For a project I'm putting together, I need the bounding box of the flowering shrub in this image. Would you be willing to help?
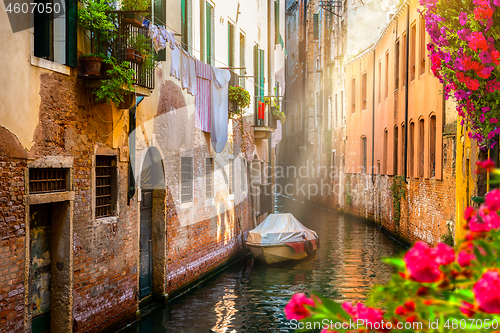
[284,160,500,332]
[228,86,251,110]
[420,0,500,148]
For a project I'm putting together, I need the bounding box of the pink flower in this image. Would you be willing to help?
[342,302,384,325]
[458,244,476,267]
[478,205,500,229]
[469,214,493,232]
[404,242,455,282]
[476,159,495,173]
[464,207,476,221]
[486,189,500,211]
[473,270,500,313]
[468,32,488,52]
[460,301,475,317]
[284,293,315,320]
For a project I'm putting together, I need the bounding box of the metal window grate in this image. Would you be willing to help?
[229,159,234,194]
[95,156,114,218]
[206,158,214,199]
[29,168,67,194]
[181,157,193,203]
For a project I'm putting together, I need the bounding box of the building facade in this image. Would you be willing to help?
[0,0,284,332]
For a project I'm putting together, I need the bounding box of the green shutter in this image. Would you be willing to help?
[274,0,280,45]
[228,24,233,68]
[155,0,166,60]
[65,0,77,67]
[181,0,187,50]
[254,44,259,116]
[34,0,51,59]
[313,13,319,40]
[259,48,264,103]
[206,3,212,64]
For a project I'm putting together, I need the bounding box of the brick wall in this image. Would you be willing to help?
[0,138,26,332]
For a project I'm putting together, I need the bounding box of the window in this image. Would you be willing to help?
[239,33,246,88]
[154,0,166,61]
[241,159,246,192]
[206,158,214,198]
[95,156,117,218]
[275,0,280,44]
[362,137,367,173]
[394,126,399,175]
[334,94,338,128]
[402,32,407,86]
[228,22,235,68]
[419,119,425,178]
[181,157,193,203]
[385,51,389,98]
[430,115,437,177]
[383,130,388,174]
[420,16,426,75]
[181,0,192,51]
[409,122,415,177]
[351,78,356,112]
[361,73,367,110]
[205,2,214,64]
[254,45,265,123]
[313,13,320,40]
[378,61,381,104]
[229,159,234,194]
[411,24,416,81]
[34,0,77,67]
[29,168,69,193]
[394,39,400,90]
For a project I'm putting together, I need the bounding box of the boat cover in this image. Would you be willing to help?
[246,213,317,246]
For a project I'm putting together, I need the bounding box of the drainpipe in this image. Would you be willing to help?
[371,48,376,184]
[403,5,410,183]
[127,96,145,205]
[403,4,410,240]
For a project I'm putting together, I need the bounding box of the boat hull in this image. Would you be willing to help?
[247,243,308,264]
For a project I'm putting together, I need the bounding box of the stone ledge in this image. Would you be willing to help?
[27,191,75,205]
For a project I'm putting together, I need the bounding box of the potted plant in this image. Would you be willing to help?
[78,0,116,76]
[228,86,251,117]
[127,34,150,63]
[93,57,136,107]
[121,0,150,25]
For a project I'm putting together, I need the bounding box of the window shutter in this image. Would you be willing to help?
[259,48,264,103]
[254,44,259,116]
[181,0,187,50]
[65,0,78,67]
[154,0,166,60]
[313,13,319,40]
[274,0,280,44]
[206,2,212,64]
[34,0,51,59]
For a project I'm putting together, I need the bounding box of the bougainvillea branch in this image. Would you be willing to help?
[420,0,500,148]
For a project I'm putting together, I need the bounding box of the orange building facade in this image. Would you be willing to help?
[342,0,458,245]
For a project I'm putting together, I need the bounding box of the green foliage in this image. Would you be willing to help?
[390,176,406,226]
[79,0,115,54]
[441,222,455,247]
[121,0,150,11]
[229,86,251,111]
[128,34,150,56]
[94,57,135,105]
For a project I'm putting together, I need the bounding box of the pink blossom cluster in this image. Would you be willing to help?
[420,0,500,148]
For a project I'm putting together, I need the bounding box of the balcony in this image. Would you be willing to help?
[81,11,155,96]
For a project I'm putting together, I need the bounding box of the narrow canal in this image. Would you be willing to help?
[120,196,405,332]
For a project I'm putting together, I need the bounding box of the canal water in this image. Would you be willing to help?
[120,196,405,333]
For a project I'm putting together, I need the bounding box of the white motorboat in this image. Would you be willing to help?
[246,213,320,264]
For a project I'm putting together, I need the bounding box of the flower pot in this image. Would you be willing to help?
[123,13,144,27]
[134,52,144,63]
[79,56,103,76]
[124,48,136,61]
[229,100,239,114]
[272,113,281,121]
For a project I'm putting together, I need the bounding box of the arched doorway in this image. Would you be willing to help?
[139,147,165,299]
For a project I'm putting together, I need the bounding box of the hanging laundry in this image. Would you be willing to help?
[157,26,167,51]
[187,54,197,96]
[195,60,212,132]
[170,45,181,80]
[148,24,160,52]
[142,19,150,29]
[165,30,176,50]
[258,101,265,119]
[180,49,190,90]
[210,67,232,153]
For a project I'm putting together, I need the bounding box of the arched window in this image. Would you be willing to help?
[394,126,399,175]
[430,115,437,177]
[419,119,425,178]
[409,122,415,177]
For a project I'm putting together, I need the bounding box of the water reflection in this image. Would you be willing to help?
[120,196,405,333]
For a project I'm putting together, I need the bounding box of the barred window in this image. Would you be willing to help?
[206,158,214,199]
[181,157,193,203]
[29,168,68,194]
[229,159,234,194]
[95,156,117,218]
